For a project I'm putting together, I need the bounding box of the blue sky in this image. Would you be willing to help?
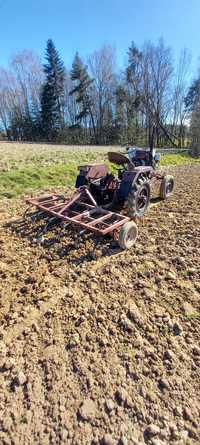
[0,0,199,75]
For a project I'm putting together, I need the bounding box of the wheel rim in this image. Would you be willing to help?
[124,226,137,247]
[166,179,173,195]
[136,187,149,213]
[126,228,135,244]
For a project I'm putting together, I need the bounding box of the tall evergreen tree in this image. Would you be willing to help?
[184,77,200,154]
[185,79,200,112]
[41,39,65,140]
[126,42,143,135]
[190,90,200,155]
[69,53,97,142]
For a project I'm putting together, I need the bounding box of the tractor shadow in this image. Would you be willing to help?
[5,210,122,265]
[150,196,163,206]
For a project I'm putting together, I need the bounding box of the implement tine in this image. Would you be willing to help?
[30,211,49,223]
[43,216,61,233]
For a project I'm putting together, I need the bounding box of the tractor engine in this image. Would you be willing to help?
[127,147,161,168]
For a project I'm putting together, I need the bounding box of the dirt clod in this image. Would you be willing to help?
[105,399,115,412]
[192,345,200,356]
[13,370,27,386]
[102,433,116,445]
[78,398,96,421]
[145,424,160,438]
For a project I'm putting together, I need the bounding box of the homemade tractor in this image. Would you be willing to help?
[26,147,174,249]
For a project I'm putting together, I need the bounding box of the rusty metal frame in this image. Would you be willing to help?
[26,187,129,236]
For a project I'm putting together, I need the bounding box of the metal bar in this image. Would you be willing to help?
[86,212,113,226]
[49,203,80,214]
[101,217,130,234]
[28,196,95,211]
[57,191,82,215]
[49,202,69,211]
[27,195,61,205]
[71,211,91,221]
[85,188,97,206]
[70,206,103,221]
[75,201,95,209]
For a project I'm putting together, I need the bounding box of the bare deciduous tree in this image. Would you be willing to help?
[0,50,43,139]
[141,39,173,147]
[88,45,117,143]
[10,50,43,116]
[0,68,17,137]
[171,48,191,146]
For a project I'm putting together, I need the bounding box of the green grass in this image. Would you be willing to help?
[183,313,200,321]
[161,152,200,166]
[0,163,77,198]
[20,416,28,424]
[0,144,199,199]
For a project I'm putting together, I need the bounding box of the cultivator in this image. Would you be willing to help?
[26,186,132,248]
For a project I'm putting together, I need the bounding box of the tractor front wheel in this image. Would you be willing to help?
[118,221,138,249]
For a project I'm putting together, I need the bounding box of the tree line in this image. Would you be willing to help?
[0,38,198,148]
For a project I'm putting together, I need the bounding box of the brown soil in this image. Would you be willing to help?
[0,165,200,445]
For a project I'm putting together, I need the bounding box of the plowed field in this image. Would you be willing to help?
[0,164,200,445]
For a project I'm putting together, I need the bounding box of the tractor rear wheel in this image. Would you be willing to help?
[160,175,174,199]
[125,179,150,218]
[118,221,138,249]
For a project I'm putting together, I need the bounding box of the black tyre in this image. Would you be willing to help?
[160,175,174,199]
[118,221,138,249]
[125,179,150,218]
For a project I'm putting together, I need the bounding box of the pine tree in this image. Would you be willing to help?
[125,43,144,144]
[185,79,200,112]
[41,39,65,140]
[69,53,97,142]
[185,78,200,156]
[190,98,200,156]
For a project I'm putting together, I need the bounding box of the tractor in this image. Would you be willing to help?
[75,147,174,218]
[26,147,174,250]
